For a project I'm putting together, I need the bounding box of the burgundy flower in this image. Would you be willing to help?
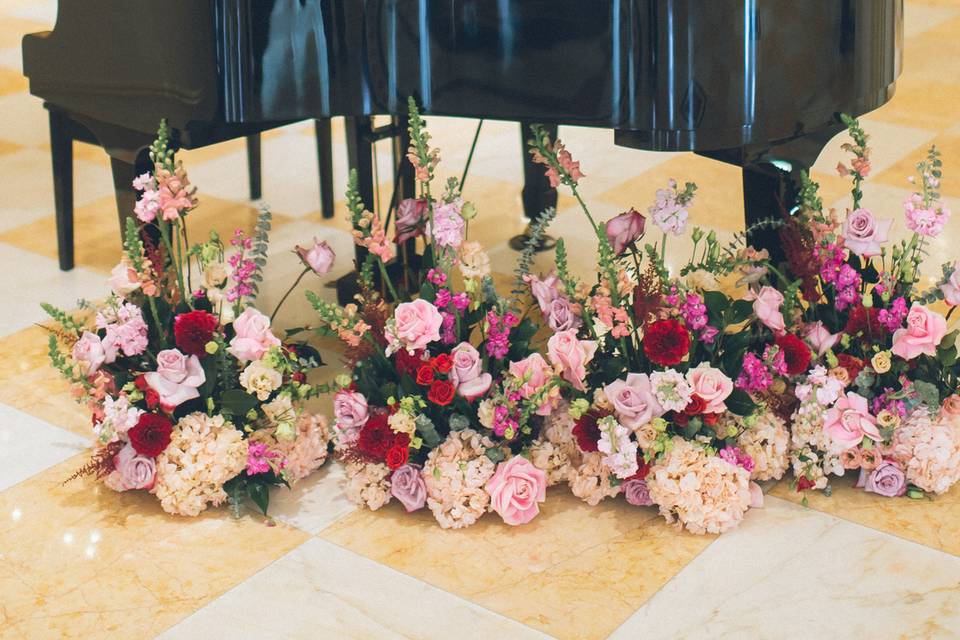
[643,319,690,367]
[775,333,812,376]
[427,380,455,406]
[127,413,173,458]
[572,409,608,453]
[173,310,219,357]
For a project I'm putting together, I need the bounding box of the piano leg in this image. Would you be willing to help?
[315,118,335,219]
[741,163,796,263]
[48,109,74,271]
[246,134,262,200]
[109,150,152,236]
[510,122,558,251]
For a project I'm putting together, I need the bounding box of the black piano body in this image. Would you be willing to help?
[23,0,902,276]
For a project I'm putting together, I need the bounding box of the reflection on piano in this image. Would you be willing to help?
[24,0,901,298]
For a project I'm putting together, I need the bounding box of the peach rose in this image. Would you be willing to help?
[752,286,786,334]
[389,299,443,352]
[823,391,881,452]
[107,261,140,297]
[485,456,547,525]
[228,307,281,362]
[891,304,947,361]
[685,364,734,414]
[547,329,597,392]
[144,348,205,409]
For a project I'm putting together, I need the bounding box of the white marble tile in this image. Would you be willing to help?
[158,537,553,640]
[0,148,114,223]
[8,0,58,26]
[0,403,87,491]
[0,92,54,149]
[813,119,937,178]
[610,497,960,640]
[268,462,356,535]
[0,242,105,336]
[0,45,22,73]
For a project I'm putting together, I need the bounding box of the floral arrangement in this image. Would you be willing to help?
[43,123,332,517]
[517,126,791,534]
[311,99,564,528]
[764,115,960,499]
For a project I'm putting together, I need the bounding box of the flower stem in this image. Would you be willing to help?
[377,259,401,302]
[270,267,311,323]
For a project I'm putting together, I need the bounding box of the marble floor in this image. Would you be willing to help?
[2,1,960,638]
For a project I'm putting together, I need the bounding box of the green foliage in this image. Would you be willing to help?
[246,207,272,300]
[219,388,259,417]
[40,303,83,333]
[512,207,557,298]
[725,388,759,417]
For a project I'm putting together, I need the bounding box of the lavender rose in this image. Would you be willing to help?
[114,444,156,490]
[547,297,582,332]
[605,208,646,255]
[390,464,427,512]
[623,478,654,506]
[843,208,891,257]
[857,460,907,497]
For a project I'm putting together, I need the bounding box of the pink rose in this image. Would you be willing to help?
[546,297,582,333]
[394,198,428,243]
[604,373,663,429]
[107,262,140,297]
[547,329,597,392]
[843,208,891,257]
[295,237,336,274]
[941,263,960,306]
[605,208,646,255]
[823,391,881,452]
[856,461,907,497]
[448,342,492,400]
[389,300,444,352]
[508,353,555,416]
[144,348,205,409]
[685,364,734,414]
[623,478,654,506]
[804,321,840,357]
[113,444,156,490]
[228,307,281,362]
[71,331,117,375]
[485,456,547,525]
[749,481,764,508]
[333,390,369,431]
[524,272,561,314]
[390,464,427,512]
[752,286,786,334]
[891,304,947,360]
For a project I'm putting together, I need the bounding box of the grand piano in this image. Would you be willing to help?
[24,0,902,296]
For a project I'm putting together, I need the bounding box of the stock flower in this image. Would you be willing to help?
[144,349,205,409]
[752,286,786,334]
[804,321,840,357]
[390,464,427,512]
[891,304,947,360]
[685,365,733,414]
[228,307,281,362]
[485,456,548,525]
[775,334,812,376]
[903,193,950,237]
[429,199,466,248]
[604,373,663,430]
[823,392,881,452]
[605,208,646,255]
[547,329,597,392]
[642,319,690,367]
[295,237,336,274]
[843,208,891,257]
[394,198,428,243]
[650,370,693,412]
[458,241,491,280]
[173,310,219,357]
[736,410,790,481]
[388,300,444,352]
[449,342,492,400]
[128,413,173,457]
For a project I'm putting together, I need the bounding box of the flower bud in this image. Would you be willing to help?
[205,340,219,354]
[460,201,478,220]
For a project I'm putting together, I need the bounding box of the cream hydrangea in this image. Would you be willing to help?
[568,451,621,506]
[343,460,392,510]
[152,412,248,517]
[892,409,960,494]
[736,410,790,481]
[789,446,830,491]
[274,412,332,484]
[646,437,752,534]
[422,429,496,529]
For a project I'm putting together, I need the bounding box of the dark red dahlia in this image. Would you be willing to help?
[356,413,394,461]
[395,348,426,378]
[173,310,219,357]
[643,318,690,366]
[844,305,885,343]
[775,333,812,376]
[427,379,455,406]
[128,413,173,457]
[572,409,609,453]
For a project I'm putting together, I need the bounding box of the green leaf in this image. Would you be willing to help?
[220,388,259,416]
[703,291,730,315]
[725,299,754,325]
[725,388,758,416]
[415,414,442,448]
[484,447,505,463]
[247,481,270,516]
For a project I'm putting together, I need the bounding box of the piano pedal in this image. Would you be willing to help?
[508,227,557,253]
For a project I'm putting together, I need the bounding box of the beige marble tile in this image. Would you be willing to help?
[904,1,960,38]
[158,537,551,640]
[871,79,960,132]
[320,488,714,640]
[0,454,309,639]
[770,473,960,557]
[0,403,87,491]
[814,119,937,180]
[875,131,960,198]
[899,16,960,86]
[610,496,960,639]
[0,16,47,51]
